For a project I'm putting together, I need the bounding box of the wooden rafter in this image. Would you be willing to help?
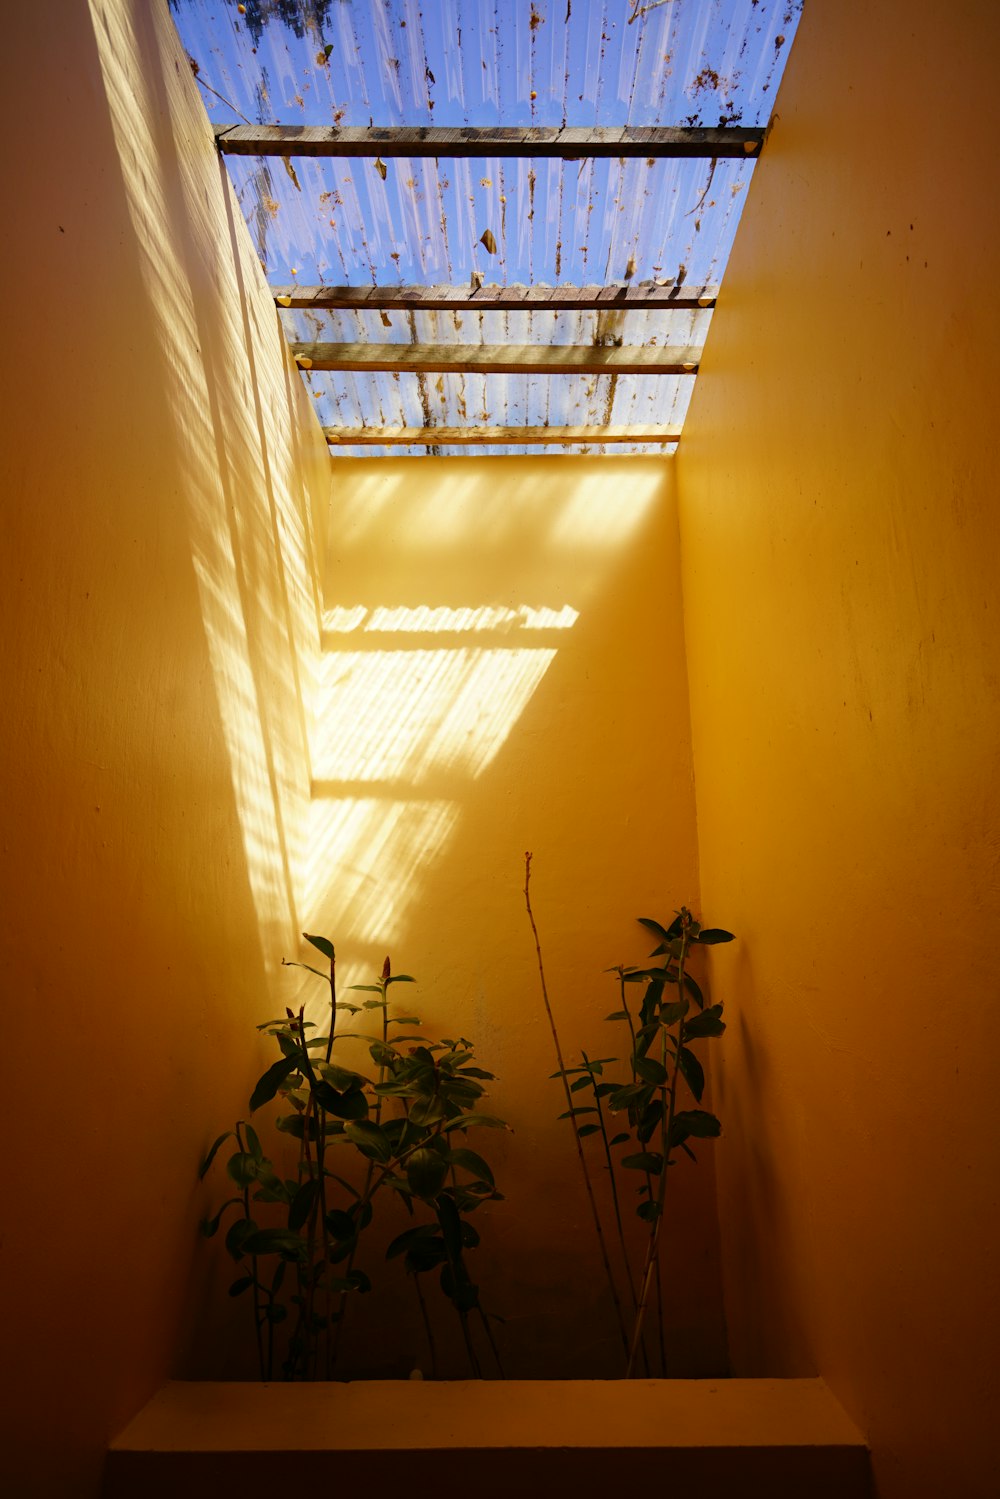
[292,343,700,375]
[276,282,717,312]
[323,425,682,447]
[215,123,763,159]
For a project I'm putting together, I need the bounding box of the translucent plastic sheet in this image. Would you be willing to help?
[170,0,802,453]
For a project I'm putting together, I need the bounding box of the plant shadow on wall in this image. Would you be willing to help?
[200,892,733,1381]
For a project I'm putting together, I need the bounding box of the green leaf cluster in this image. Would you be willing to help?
[548,905,733,1376]
[200,939,507,1381]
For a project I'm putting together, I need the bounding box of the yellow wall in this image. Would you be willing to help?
[677,2,1000,1496]
[0,2,329,1493]
[305,456,726,1379]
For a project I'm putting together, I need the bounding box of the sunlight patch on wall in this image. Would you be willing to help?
[293,794,460,1021]
[89,0,322,965]
[323,604,579,635]
[314,646,557,787]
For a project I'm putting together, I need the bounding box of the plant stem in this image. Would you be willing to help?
[477,1305,506,1377]
[235,1121,266,1380]
[330,966,389,1370]
[524,853,630,1359]
[626,924,690,1376]
[618,968,639,1060]
[586,1053,650,1376]
[319,958,339,1375]
[413,1274,439,1378]
[653,1255,666,1377]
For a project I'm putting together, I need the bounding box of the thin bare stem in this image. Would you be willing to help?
[653,1254,666,1376]
[190,67,255,126]
[524,852,630,1358]
[477,1305,506,1378]
[413,1274,439,1378]
[587,1049,650,1378]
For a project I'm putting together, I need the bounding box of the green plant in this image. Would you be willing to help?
[199,936,507,1380]
[525,855,733,1376]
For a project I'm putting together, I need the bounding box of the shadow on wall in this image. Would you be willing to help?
[90,0,325,972]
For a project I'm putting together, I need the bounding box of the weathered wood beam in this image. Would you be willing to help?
[215,123,764,160]
[292,343,700,375]
[276,282,717,312]
[323,425,682,447]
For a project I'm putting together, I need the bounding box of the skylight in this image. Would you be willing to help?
[169,0,802,456]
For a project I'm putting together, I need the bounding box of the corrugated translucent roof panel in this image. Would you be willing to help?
[169,0,802,455]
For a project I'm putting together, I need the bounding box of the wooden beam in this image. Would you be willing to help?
[323,425,682,447]
[292,343,700,375]
[276,282,717,312]
[215,123,764,160]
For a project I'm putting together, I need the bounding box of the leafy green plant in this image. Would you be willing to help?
[525,855,733,1376]
[199,936,507,1380]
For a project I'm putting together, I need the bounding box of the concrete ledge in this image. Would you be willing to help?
[106,1378,869,1499]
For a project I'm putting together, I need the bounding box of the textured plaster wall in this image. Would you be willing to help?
[307,456,726,1380]
[0,2,329,1493]
[676,2,1000,1496]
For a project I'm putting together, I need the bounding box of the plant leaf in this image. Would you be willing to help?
[659,998,689,1026]
[682,972,704,1008]
[683,1003,725,1039]
[677,1046,705,1102]
[448,1148,495,1187]
[634,1056,667,1085]
[386,1224,438,1260]
[228,1275,254,1298]
[669,1108,721,1147]
[288,1178,319,1231]
[226,1151,259,1188]
[344,1120,393,1163]
[318,1061,366,1091]
[696,928,735,945]
[324,1208,357,1242]
[314,1081,369,1121]
[200,1197,242,1237]
[408,1096,447,1127]
[441,1114,508,1132]
[303,933,335,961]
[241,1227,308,1258]
[480,227,497,254]
[198,1131,233,1180]
[406,1147,449,1200]
[577,1123,601,1138]
[250,1056,300,1113]
[622,1151,664,1173]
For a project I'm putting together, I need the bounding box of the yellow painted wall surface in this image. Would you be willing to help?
[302,456,726,1380]
[0,2,329,1493]
[677,2,1000,1496]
